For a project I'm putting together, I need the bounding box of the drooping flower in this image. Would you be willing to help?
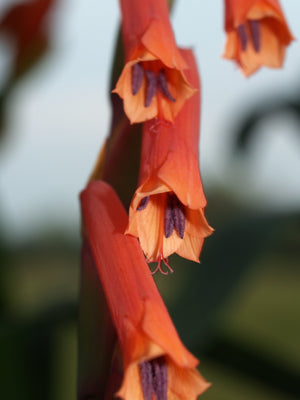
[80,180,210,400]
[126,49,213,268]
[223,0,294,76]
[113,0,196,124]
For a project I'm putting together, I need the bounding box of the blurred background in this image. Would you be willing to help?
[0,0,299,399]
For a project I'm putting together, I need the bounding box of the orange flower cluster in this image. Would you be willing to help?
[81,0,213,397]
[126,49,213,267]
[79,0,294,399]
[0,0,295,398]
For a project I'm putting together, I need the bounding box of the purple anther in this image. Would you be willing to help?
[249,20,261,52]
[157,69,176,102]
[164,194,185,239]
[131,63,144,95]
[172,199,185,239]
[139,361,153,400]
[237,24,248,51]
[164,196,175,238]
[145,70,157,107]
[139,357,168,400]
[152,357,168,400]
[137,196,150,211]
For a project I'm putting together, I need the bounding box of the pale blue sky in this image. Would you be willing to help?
[0,0,299,241]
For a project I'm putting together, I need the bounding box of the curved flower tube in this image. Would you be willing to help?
[113,0,196,124]
[80,181,210,400]
[223,0,294,76]
[126,49,213,266]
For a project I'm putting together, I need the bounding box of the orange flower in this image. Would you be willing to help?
[223,0,294,76]
[113,0,196,124]
[80,180,210,400]
[126,49,213,268]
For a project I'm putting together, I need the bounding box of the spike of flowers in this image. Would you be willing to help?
[113,0,196,124]
[80,181,210,400]
[223,0,294,76]
[126,49,213,265]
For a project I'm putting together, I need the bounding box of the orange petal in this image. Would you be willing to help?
[177,235,205,263]
[81,181,198,363]
[167,361,211,400]
[141,19,187,70]
[177,208,214,263]
[132,193,166,261]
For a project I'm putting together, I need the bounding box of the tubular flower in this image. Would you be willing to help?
[126,49,213,267]
[113,0,196,124]
[223,0,294,76]
[80,181,210,400]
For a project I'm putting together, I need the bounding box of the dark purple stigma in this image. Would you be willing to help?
[158,69,176,102]
[139,357,168,400]
[249,20,261,52]
[131,63,144,95]
[237,24,248,51]
[145,70,157,107]
[137,196,150,211]
[164,194,185,239]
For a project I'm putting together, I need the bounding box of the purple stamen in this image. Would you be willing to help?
[139,361,153,400]
[152,357,168,400]
[249,20,261,52]
[164,196,175,238]
[139,357,168,400]
[164,194,185,239]
[131,63,144,95]
[172,199,185,239]
[237,24,248,51]
[145,70,157,107]
[157,69,176,102]
[137,196,150,211]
